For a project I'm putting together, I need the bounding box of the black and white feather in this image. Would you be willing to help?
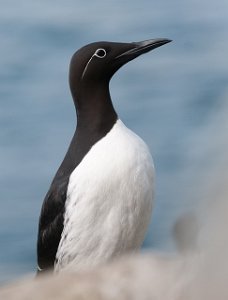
[37,38,171,274]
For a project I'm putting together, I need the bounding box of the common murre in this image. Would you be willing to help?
[37,38,171,274]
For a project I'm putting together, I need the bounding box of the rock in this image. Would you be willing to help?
[0,254,185,300]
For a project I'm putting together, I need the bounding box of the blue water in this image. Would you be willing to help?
[1,0,228,282]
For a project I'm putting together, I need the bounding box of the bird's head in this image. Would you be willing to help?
[69,39,171,100]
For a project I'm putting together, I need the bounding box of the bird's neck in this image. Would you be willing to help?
[73,82,118,133]
[53,83,117,182]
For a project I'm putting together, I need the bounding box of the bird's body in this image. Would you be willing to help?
[37,38,171,275]
[55,120,154,271]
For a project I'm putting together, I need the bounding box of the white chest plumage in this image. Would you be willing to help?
[55,119,155,272]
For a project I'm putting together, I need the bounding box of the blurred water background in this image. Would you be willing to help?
[0,0,228,283]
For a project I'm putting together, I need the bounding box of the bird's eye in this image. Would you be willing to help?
[81,48,107,79]
[94,48,106,58]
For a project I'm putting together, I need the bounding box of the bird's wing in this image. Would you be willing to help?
[36,178,68,274]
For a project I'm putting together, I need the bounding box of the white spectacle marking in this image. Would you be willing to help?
[94,48,106,58]
[55,119,155,272]
[81,48,107,79]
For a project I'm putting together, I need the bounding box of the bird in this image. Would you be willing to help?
[37,38,171,275]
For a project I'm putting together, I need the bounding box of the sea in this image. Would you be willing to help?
[1,0,228,283]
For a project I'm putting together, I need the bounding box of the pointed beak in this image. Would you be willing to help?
[115,38,172,62]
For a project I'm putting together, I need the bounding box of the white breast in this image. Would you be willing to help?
[55,119,155,272]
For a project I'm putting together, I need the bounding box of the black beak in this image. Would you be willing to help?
[115,38,172,61]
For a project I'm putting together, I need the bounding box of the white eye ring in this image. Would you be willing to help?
[81,48,107,79]
[94,48,107,58]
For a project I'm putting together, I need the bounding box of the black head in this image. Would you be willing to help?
[69,39,171,104]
